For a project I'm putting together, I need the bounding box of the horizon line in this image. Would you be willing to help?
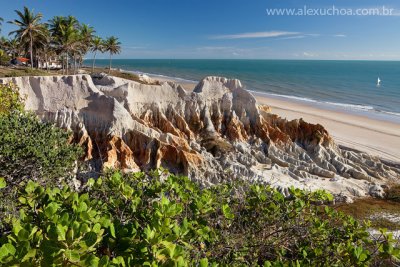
[89,58,400,62]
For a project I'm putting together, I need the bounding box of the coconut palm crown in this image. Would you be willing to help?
[8,7,45,69]
[103,36,121,73]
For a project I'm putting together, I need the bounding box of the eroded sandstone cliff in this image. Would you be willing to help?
[1,74,399,200]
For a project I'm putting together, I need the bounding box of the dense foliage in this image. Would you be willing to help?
[0,82,82,231]
[0,112,82,184]
[0,83,82,185]
[0,170,399,266]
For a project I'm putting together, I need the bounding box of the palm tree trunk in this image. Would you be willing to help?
[45,53,49,72]
[30,33,34,69]
[73,52,76,75]
[66,52,69,75]
[109,53,112,74]
[62,56,64,74]
[92,51,97,73]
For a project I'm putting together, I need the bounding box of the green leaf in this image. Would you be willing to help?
[200,258,209,267]
[80,223,90,234]
[0,243,16,259]
[111,256,126,266]
[56,224,67,241]
[0,177,6,189]
[84,232,98,247]
[18,228,30,241]
[77,201,88,212]
[222,204,234,220]
[22,248,37,261]
[65,249,80,262]
[99,255,110,267]
[45,202,60,217]
[109,223,116,238]
[92,223,101,234]
[25,180,37,194]
[87,178,95,187]
[96,178,103,187]
[66,229,74,244]
[85,254,100,267]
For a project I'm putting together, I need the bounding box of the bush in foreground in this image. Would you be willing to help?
[0,82,82,231]
[0,83,82,186]
[0,170,399,266]
[0,112,82,185]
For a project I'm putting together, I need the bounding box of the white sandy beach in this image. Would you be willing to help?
[254,95,400,163]
[172,80,400,163]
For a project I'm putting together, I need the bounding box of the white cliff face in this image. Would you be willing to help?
[1,74,399,201]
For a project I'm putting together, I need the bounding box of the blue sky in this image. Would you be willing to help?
[1,0,400,60]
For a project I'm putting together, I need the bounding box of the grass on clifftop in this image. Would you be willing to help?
[84,67,161,85]
[0,66,160,85]
[0,66,57,78]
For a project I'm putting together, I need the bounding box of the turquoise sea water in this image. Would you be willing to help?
[87,59,400,123]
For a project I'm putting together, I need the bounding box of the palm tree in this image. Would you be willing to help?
[0,17,3,34]
[5,38,21,58]
[0,49,5,65]
[34,27,52,71]
[103,36,121,73]
[48,16,80,74]
[61,25,80,75]
[8,7,45,69]
[90,36,104,72]
[77,24,95,69]
[48,16,67,72]
[0,36,6,50]
[0,18,5,66]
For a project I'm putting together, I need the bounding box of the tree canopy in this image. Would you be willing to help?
[0,6,121,73]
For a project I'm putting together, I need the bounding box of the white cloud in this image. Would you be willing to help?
[210,31,299,39]
[280,35,306,40]
[305,33,321,37]
[210,31,347,41]
[303,52,318,57]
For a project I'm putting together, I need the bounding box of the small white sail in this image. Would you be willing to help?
[377,77,381,87]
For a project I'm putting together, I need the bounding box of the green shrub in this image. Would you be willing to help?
[0,82,81,185]
[0,82,82,228]
[0,112,82,185]
[0,170,398,266]
[0,49,10,66]
[0,82,24,115]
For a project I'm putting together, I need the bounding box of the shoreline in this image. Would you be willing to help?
[147,74,400,163]
[254,94,400,163]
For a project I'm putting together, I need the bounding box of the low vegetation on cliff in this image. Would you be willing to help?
[0,83,400,266]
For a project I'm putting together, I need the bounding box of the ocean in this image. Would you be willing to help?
[86,59,400,123]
